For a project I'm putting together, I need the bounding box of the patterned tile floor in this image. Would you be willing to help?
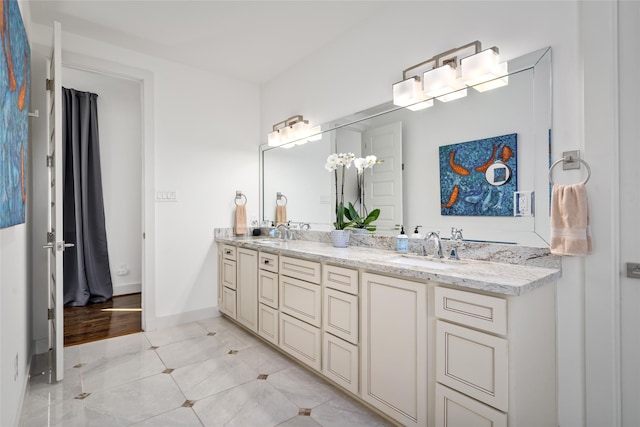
[20,316,394,426]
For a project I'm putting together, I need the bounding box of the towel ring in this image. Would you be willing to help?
[548,157,591,185]
[235,191,247,206]
[276,192,288,206]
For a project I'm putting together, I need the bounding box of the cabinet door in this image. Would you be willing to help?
[237,248,258,332]
[279,313,321,371]
[323,332,359,395]
[258,270,279,309]
[220,287,237,319]
[323,288,358,344]
[435,383,507,427]
[258,303,278,345]
[323,264,358,295]
[222,259,237,290]
[259,252,279,273]
[361,273,427,427]
[436,321,508,412]
[280,275,321,327]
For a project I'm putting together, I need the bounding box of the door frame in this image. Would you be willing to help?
[61,51,156,331]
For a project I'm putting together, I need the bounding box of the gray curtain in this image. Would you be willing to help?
[62,88,113,306]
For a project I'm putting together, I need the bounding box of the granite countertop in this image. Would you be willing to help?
[215,235,561,296]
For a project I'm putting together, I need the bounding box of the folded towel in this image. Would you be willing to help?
[234,205,247,235]
[276,205,287,225]
[550,183,592,256]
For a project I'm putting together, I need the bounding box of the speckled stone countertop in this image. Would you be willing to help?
[215,230,561,297]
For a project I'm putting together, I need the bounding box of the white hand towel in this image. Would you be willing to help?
[234,205,247,235]
[550,183,592,256]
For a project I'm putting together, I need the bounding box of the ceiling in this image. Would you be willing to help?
[29,1,391,85]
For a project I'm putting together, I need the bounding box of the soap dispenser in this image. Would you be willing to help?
[412,225,422,239]
[397,225,409,253]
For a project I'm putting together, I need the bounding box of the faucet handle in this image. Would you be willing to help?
[451,227,463,241]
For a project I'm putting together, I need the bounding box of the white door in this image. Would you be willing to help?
[43,21,67,382]
[362,122,402,232]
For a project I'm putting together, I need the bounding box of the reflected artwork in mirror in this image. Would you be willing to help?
[261,47,551,247]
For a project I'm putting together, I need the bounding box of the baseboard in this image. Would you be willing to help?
[33,337,49,355]
[113,282,141,296]
[144,306,218,332]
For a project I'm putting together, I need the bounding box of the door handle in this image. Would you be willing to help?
[42,242,75,251]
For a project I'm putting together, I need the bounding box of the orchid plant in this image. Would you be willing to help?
[325,153,380,231]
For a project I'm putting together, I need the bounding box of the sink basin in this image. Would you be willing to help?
[250,239,286,247]
[385,255,457,270]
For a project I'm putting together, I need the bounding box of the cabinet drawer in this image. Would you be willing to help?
[222,259,237,290]
[323,288,358,344]
[280,313,321,371]
[323,265,358,295]
[437,321,508,412]
[258,270,279,309]
[258,303,279,346]
[222,244,237,261]
[280,276,321,327]
[435,287,507,335]
[280,256,321,284]
[220,287,236,319]
[323,332,359,395]
[435,383,507,427]
[259,252,279,273]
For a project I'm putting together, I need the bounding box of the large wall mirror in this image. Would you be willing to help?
[261,47,551,247]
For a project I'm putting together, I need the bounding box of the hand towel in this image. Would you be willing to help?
[276,205,287,225]
[550,183,592,256]
[234,205,247,235]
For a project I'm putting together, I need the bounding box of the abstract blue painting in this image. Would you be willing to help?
[1,0,30,229]
[439,133,517,216]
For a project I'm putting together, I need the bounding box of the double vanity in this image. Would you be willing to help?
[215,230,560,427]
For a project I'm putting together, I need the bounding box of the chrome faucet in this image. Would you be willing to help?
[425,231,444,259]
[276,223,290,240]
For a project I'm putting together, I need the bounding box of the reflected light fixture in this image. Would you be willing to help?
[392,41,508,111]
[267,115,321,147]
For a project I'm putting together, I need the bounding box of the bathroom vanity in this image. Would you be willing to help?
[215,233,560,427]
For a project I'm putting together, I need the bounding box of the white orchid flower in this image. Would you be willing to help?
[325,162,337,172]
[354,157,366,173]
[365,155,377,168]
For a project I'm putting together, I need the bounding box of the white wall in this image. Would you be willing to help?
[62,67,143,296]
[1,1,33,425]
[29,20,261,342]
[261,1,589,425]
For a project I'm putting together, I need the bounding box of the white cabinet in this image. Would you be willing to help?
[259,269,279,308]
[218,245,237,319]
[280,312,321,371]
[258,303,278,345]
[361,272,427,427]
[323,264,359,295]
[323,287,358,344]
[236,248,258,332]
[323,331,358,394]
[280,255,321,284]
[280,274,322,328]
[435,383,507,427]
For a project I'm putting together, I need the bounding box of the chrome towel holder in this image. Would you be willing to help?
[548,151,591,185]
[235,190,247,206]
[276,192,288,206]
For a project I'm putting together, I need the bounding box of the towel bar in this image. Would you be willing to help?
[548,156,591,185]
[235,191,247,206]
[276,192,288,206]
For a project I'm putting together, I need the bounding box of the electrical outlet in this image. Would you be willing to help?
[514,191,535,217]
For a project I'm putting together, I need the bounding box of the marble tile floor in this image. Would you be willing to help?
[20,316,394,427]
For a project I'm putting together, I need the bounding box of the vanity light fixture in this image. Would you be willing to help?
[392,41,508,110]
[267,115,321,147]
[461,47,509,92]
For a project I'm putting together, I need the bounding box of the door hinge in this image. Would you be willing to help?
[46,79,54,91]
[46,155,54,168]
[48,308,54,320]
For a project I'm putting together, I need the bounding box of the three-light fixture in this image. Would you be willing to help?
[267,115,321,148]
[392,41,508,111]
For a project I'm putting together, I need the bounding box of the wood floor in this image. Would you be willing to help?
[64,293,142,347]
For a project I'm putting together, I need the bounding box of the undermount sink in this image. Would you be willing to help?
[250,239,287,247]
[385,254,458,270]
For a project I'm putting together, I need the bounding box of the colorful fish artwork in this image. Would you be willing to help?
[1,0,30,229]
[439,133,517,216]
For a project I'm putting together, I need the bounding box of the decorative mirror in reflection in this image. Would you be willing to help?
[261,47,551,246]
